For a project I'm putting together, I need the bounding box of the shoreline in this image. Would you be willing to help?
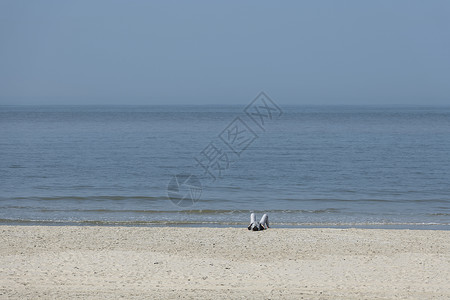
[1,220,449,230]
[1,226,449,299]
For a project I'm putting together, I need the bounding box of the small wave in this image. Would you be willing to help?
[281,198,450,204]
[0,218,247,226]
[4,208,342,214]
[8,196,164,201]
[8,164,25,168]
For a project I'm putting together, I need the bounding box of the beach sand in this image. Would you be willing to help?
[1,226,449,299]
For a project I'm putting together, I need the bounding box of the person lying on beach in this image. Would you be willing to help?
[247,213,269,231]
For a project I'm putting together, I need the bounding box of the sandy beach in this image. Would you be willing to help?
[1,226,449,299]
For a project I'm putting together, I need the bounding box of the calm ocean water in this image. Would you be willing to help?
[1,105,449,229]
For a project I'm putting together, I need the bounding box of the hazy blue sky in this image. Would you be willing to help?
[1,1,449,105]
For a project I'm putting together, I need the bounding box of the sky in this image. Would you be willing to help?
[0,0,449,105]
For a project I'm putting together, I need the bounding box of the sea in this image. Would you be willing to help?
[1,104,449,229]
